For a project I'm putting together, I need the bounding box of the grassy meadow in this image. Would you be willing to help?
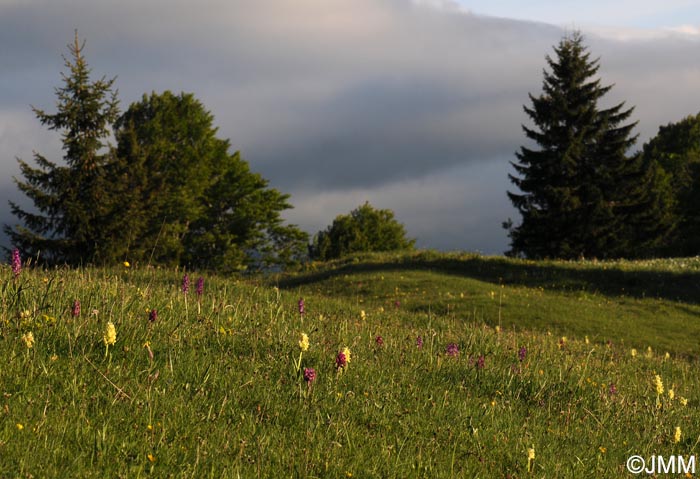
[1,251,700,477]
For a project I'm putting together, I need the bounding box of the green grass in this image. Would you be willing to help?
[1,252,699,477]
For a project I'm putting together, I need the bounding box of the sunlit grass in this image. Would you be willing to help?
[1,254,699,477]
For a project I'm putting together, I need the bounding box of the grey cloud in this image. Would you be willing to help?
[1,0,699,253]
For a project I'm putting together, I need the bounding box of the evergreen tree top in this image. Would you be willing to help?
[505,31,669,260]
[32,31,119,171]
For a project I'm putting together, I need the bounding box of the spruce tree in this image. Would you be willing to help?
[505,32,672,259]
[4,32,119,264]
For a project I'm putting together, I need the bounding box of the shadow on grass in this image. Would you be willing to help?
[275,253,700,305]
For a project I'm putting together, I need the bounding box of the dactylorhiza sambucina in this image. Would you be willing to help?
[182,274,190,294]
[295,332,310,373]
[21,331,34,349]
[71,299,81,318]
[299,333,310,352]
[303,367,316,385]
[655,374,664,396]
[11,248,21,279]
[195,277,204,297]
[446,343,459,357]
[104,321,117,350]
[335,351,347,370]
[518,345,527,362]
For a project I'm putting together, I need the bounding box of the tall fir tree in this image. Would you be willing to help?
[505,32,673,259]
[4,32,119,264]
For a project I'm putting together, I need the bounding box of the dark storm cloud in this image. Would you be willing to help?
[0,0,698,252]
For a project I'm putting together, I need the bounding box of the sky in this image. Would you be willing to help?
[1,0,699,256]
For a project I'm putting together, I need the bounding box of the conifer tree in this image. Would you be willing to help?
[505,32,673,259]
[4,32,119,264]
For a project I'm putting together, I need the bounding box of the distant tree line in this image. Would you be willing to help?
[505,32,700,259]
[5,33,308,271]
[308,202,415,261]
[9,32,700,267]
[4,33,414,269]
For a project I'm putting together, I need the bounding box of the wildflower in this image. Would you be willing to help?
[476,354,485,369]
[336,351,347,370]
[665,352,671,360]
[195,277,204,297]
[599,446,606,454]
[71,299,81,318]
[149,308,158,323]
[585,336,590,345]
[147,453,156,463]
[495,325,501,334]
[104,321,117,346]
[655,374,664,396]
[646,346,653,358]
[558,336,567,349]
[527,446,535,472]
[630,348,637,357]
[11,248,21,279]
[518,345,527,362]
[394,300,400,308]
[669,389,675,401]
[674,426,682,444]
[680,397,688,406]
[608,383,618,396]
[416,335,423,349]
[446,343,459,357]
[123,261,130,268]
[375,335,384,347]
[342,347,352,363]
[16,423,23,431]
[299,333,309,352]
[360,310,366,321]
[182,274,190,294]
[298,298,305,315]
[21,331,34,349]
[303,367,316,384]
